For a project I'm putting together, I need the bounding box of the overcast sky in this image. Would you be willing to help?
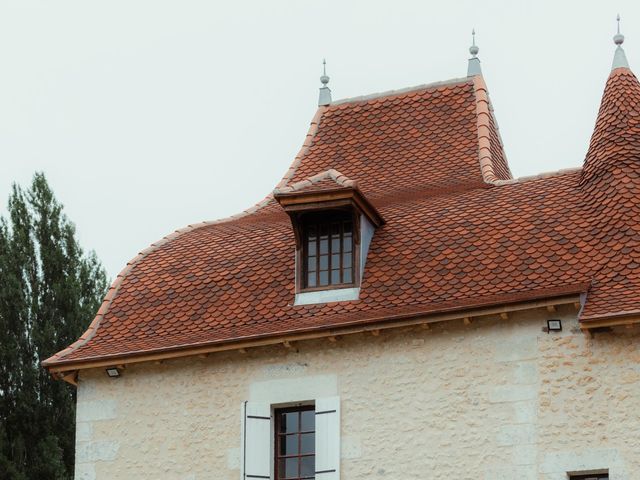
[1,0,638,279]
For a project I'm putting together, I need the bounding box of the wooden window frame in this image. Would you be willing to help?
[274,405,316,480]
[296,209,360,293]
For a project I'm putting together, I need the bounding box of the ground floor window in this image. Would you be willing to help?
[275,405,316,479]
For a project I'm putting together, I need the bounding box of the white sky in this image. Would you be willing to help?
[1,0,638,279]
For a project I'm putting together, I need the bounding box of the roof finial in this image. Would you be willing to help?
[612,14,630,70]
[614,14,624,45]
[467,28,482,76]
[318,58,332,106]
[470,28,479,57]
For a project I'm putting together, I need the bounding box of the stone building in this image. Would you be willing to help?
[44,31,639,480]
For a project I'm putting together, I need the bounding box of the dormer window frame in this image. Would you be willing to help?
[297,208,360,293]
[274,185,384,297]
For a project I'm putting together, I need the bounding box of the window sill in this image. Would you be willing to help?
[294,287,360,306]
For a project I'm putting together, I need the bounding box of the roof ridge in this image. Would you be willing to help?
[274,168,357,194]
[492,167,581,185]
[331,76,472,106]
[472,75,512,184]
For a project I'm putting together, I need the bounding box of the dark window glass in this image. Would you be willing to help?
[569,475,608,480]
[275,406,315,480]
[302,212,355,290]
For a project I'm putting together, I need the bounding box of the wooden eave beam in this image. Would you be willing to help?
[45,293,581,377]
[580,316,640,331]
[275,188,384,228]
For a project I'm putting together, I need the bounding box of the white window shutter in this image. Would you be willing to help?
[315,396,340,479]
[241,401,272,480]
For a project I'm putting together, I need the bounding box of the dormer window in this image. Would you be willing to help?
[274,169,384,304]
[302,211,355,290]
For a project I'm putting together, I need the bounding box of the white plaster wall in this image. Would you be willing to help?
[74,306,640,480]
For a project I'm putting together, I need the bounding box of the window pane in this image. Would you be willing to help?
[300,433,315,454]
[319,271,329,286]
[343,234,352,253]
[343,252,352,268]
[307,241,316,256]
[331,237,340,252]
[278,457,299,478]
[307,256,316,272]
[279,433,298,455]
[300,410,315,431]
[300,456,315,477]
[280,412,298,433]
[307,273,316,288]
[319,237,328,255]
[343,268,352,284]
[331,270,340,284]
[319,255,328,270]
[331,222,340,235]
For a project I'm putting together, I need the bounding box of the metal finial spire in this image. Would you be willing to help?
[320,58,330,86]
[467,28,482,76]
[470,28,479,56]
[318,58,332,106]
[612,14,629,70]
[614,14,625,45]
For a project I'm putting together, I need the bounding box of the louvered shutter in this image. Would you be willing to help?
[241,402,272,480]
[315,396,340,479]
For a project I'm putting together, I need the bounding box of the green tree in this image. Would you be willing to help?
[0,173,108,479]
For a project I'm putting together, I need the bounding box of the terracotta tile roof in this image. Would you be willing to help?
[44,70,640,368]
[578,66,640,322]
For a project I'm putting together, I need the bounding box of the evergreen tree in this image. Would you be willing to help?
[0,173,108,479]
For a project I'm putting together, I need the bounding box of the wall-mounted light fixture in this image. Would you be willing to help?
[546,319,562,332]
[106,367,121,378]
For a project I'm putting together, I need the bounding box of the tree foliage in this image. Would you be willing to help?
[0,173,108,479]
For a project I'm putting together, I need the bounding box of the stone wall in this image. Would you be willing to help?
[74,306,640,480]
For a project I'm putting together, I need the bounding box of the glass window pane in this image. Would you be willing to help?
[307,273,316,288]
[319,271,329,286]
[331,270,340,284]
[331,237,340,252]
[300,433,315,454]
[300,456,315,477]
[331,253,340,268]
[331,223,340,235]
[279,457,298,478]
[301,410,315,431]
[319,255,328,270]
[344,268,352,284]
[319,223,329,237]
[307,241,316,256]
[343,252,352,268]
[343,234,352,253]
[307,256,316,272]
[280,433,298,455]
[280,412,298,433]
[319,237,328,255]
